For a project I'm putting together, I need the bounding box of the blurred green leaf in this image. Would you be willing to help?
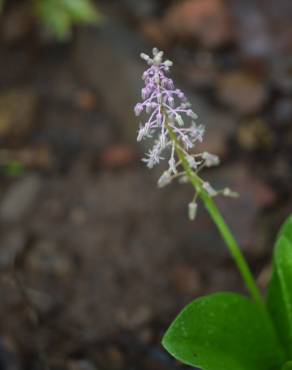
[162,292,284,370]
[34,0,102,39]
[283,361,292,370]
[4,161,25,177]
[35,0,72,39]
[267,215,292,359]
[0,0,5,12]
[61,0,101,23]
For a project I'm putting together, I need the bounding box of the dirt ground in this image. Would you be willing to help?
[0,0,292,369]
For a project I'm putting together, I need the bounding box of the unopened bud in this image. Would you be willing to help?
[202,152,220,167]
[176,114,184,126]
[158,171,172,188]
[222,188,239,197]
[188,202,198,221]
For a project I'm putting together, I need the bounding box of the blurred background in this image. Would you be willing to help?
[0,0,292,369]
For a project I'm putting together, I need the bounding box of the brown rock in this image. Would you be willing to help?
[0,175,42,223]
[164,0,234,48]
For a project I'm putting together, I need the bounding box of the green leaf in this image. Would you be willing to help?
[283,361,292,370]
[61,0,101,23]
[162,292,284,370]
[34,0,102,40]
[267,215,292,359]
[4,161,25,177]
[0,0,5,12]
[279,215,292,243]
[35,0,72,39]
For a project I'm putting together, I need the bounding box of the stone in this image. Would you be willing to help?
[0,175,42,223]
[163,0,234,48]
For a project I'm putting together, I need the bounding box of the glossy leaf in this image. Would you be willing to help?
[267,215,292,359]
[162,292,284,370]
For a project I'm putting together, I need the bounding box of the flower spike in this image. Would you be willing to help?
[134,48,233,217]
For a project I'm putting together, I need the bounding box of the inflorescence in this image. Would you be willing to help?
[134,48,237,219]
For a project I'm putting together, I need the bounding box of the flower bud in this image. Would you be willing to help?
[223,188,239,197]
[188,202,198,221]
[202,152,220,167]
[158,171,172,188]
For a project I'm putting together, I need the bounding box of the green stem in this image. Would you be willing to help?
[167,125,264,307]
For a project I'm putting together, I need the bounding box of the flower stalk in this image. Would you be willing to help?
[135,48,264,309]
[167,123,264,307]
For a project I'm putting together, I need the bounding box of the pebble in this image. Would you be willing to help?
[163,0,234,48]
[0,175,42,223]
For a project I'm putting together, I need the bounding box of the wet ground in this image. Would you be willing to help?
[0,0,292,369]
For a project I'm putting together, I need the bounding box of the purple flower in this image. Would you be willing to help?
[134,48,235,220]
[134,48,204,173]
